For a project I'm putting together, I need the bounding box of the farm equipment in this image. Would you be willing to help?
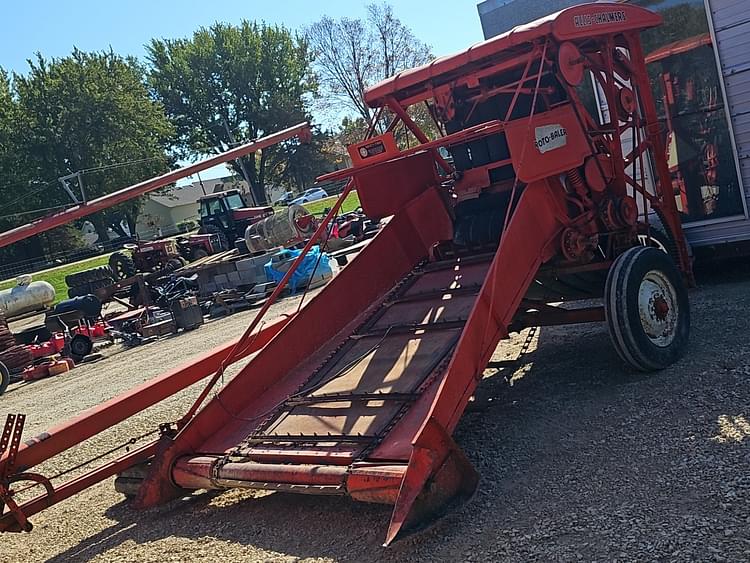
[0,4,692,546]
[197,189,275,250]
[175,233,223,262]
[122,239,186,274]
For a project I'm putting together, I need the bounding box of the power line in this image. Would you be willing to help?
[0,204,73,221]
[0,180,59,212]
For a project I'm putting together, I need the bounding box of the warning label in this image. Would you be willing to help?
[534,124,567,154]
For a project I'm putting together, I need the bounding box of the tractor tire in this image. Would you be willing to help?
[637,224,671,255]
[65,265,114,288]
[67,285,86,299]
[191,248,209,261]
[0,361,8,396]
[0,345,33,371]
[67,276,115,298]
[109,251,137,280]
[0,326,16,352]
[605,247,690,372]
[164,257,186,274]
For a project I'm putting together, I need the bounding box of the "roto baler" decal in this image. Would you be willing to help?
[534,124,568,154]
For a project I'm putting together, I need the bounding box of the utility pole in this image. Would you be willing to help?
[196,171,207,195]
[221,117,258,206]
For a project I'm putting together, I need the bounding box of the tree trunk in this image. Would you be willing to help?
[90,214,111,245]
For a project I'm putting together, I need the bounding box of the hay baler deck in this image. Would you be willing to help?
[1,3,693,546]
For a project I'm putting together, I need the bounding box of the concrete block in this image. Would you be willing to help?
[235,258,257,271]
[200,282,217,296]
[227,271,242,285]
[213,274,228,285]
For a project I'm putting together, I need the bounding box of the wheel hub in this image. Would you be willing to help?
[638,270,678,347]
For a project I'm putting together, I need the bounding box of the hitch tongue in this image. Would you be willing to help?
[0,414,33,532]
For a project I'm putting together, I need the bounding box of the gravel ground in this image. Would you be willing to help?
[1,267,749,563]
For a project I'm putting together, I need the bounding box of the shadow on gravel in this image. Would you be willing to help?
[45,266,750,562]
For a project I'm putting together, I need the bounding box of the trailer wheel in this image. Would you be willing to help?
[69,334,94,362]
[0,361,9,396]
[605,247,690,372]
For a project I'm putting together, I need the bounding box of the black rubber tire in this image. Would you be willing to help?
[605,247,690,372]
[69,334,94,361]
[67,285,85,299]
[165,257,186,273]
[0,361,9,396]
[65,265,114,287]
[67,276,114,298]
[191,248,209,261]
[637,224,670,254]
[109,252,137,280]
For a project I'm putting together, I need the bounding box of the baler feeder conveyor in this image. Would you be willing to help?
[1,3,693,547]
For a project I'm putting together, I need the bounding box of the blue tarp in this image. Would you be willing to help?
[264,245,333,294]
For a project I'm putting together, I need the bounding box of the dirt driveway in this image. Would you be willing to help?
[1,269,748,562]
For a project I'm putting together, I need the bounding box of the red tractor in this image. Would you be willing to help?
[197,189,274,250]
[110,239,185,278]
[108,235,219,279]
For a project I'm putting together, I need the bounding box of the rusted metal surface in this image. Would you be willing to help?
[136,2,691,546]
[0,2,692,547]
[0,317,290,532]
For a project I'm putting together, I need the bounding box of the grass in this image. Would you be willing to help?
[0,254,112,304]
[302,191,361,216]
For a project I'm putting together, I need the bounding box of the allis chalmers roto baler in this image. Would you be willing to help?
[0,3,692,546]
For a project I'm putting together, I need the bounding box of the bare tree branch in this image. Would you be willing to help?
[306,3,432,129]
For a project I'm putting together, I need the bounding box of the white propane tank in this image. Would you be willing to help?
[0,275,56,319]
[244,204,317,254]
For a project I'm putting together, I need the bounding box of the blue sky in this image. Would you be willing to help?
[0,1,485,182]
[1,1,484,74]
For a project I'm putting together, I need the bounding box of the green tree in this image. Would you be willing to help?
[270,126,338,192]
[12,49,174,242]
[148,21,318,205]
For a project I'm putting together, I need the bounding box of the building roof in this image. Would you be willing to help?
[149,177,248,208]
[364,3,661,108]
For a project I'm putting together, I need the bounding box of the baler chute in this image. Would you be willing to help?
[1,3,692,546]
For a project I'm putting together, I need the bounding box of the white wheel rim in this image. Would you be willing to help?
[638,269,678,348]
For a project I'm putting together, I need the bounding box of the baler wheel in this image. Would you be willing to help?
[605,247,690,372]
[637,225,670,255]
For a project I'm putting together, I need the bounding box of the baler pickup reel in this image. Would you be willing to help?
[1,3,692,547]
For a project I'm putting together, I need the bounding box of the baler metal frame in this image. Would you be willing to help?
[1,3,692,547]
